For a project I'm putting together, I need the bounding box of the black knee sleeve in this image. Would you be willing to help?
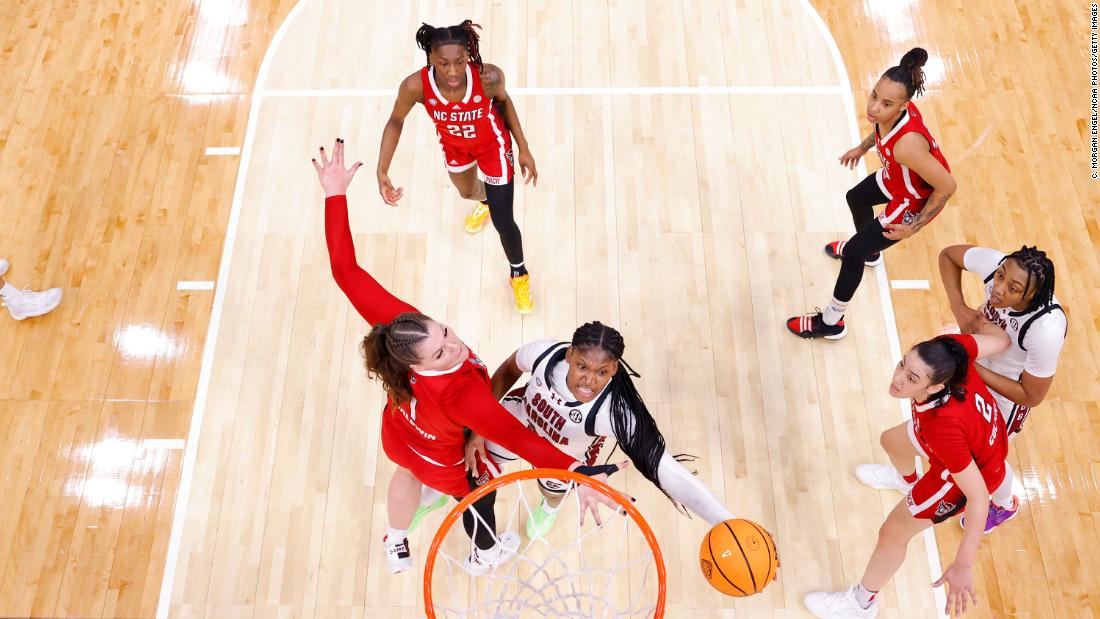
[484,182,524,268]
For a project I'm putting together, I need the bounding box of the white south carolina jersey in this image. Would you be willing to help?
[487,339,736,525]
[495,339,608,465]
[964,247,1067,429]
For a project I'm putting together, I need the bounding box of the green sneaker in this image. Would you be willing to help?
[408,494,448,533]
[525,500,560,539]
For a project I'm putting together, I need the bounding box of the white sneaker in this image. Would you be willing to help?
[4,286,63,320]
[383,535,413,574]
[0,258,9,278]
[854,464,913,494]
[463,531,520,576]
[804,586,879,618]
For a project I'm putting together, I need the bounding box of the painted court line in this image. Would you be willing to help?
[176,280,216,291]
[259,85,848,98]
[154,0,315,615]
[891,279,931,290]
[204,146,242,156]
[801,0,947,615]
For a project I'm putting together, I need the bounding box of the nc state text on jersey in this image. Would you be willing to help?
[432,109,485,123]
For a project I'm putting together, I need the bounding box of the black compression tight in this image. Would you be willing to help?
[456,473,498,550]
[832,173,897,302]
[484,182,526,274]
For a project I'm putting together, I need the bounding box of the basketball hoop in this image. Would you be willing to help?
[423,468,667,618]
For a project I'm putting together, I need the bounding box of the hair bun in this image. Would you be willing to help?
[899,47,929,70]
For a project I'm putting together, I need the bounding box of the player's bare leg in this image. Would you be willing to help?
[855,422,921,493]
[384,467,422,573]
[805,500,931,617]
[448,167,490,234]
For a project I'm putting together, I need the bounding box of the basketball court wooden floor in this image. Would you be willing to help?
[0,1,1096,618]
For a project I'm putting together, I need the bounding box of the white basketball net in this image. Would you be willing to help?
[425,469,665,619]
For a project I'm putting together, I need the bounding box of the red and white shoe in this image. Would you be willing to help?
[786,311,847,340]
[824,241,882,267]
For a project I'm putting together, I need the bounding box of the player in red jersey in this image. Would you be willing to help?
[377,20,537,314]
[313,139,624,575]
[788,48,957,339]
[805,327,1012,618]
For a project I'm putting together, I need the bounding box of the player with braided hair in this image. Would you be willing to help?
[806,327,1011,618]
[788,47,957,339]
[937,243,1066,534]
[462,321,735,539]
[314,139,625,576]
[377,19,539,313]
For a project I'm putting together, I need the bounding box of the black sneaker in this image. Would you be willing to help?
[824,241,882,267]
[786,311,847,340]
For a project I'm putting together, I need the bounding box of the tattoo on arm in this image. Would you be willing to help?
[860,132,875,151]
[910,193,950,230]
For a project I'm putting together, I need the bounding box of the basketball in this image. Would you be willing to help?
[699,519,779,597]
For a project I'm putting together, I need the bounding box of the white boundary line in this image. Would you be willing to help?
[154,0,317,615]
[800,1,948,616]
[176,280,215,291]
[203,146,242,156]
[157,1,947,617]
[258,85,848,97]
[891,279,932,290]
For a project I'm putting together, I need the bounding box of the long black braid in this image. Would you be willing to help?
[571,321,696,515]
[414,20,484,70]
[1005,245,1056,313]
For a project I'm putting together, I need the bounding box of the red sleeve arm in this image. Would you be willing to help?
[325,195,419,325]
[453,381,576,470]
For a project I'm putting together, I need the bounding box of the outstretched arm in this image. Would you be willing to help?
[654,451,735,525]
[314,139,419,325]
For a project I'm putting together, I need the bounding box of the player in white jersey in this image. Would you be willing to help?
[938,244,1065,534]
[471,321,735,538]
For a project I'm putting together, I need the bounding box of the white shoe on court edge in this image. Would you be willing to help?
[854,464,913,494]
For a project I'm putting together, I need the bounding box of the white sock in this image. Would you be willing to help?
[991,462,1015,508]
[822,297,849,326]
[386,527,408,543]
[0,282,16,299]
[853,582,877,608]
[541,497,562,514]
[419,485,444,507]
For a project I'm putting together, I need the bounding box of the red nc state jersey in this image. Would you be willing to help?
[874,102,950,202]
[420,64,507,152]
[910,334,1009,491]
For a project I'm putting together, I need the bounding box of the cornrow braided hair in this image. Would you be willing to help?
[914,336,970,403]
[882,47,929,99]
[571,321,697,515]
[360,312,431,405]
[1005,245,1056,313]
[414,20,484,70]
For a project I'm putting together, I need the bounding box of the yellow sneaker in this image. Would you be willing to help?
[510,274,535,314]
[464,201,491,234]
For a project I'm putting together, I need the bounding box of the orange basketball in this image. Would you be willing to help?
[698,518,779,597]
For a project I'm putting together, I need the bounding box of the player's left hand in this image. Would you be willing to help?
[575,461,630,527]
[518,150,538,186]
[312,138,363,197]
[464,432,485,475]
[933,561,978,616]
[882,222,918,241]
